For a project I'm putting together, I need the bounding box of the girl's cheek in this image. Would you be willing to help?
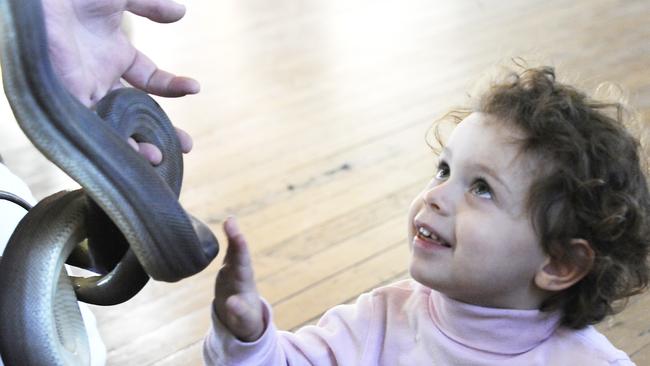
[407,196,423,234]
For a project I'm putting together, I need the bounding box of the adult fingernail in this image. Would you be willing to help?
[128,138,139,151]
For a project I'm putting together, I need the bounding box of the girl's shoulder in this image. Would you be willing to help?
[363,279,433,311]
[545,325,634,365]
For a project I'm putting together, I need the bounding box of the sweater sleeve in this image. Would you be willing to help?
[203,293,378,366]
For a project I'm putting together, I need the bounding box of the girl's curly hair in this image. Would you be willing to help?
[431,66,650,329]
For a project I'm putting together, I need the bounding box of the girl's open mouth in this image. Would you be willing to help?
[415,226,452,248]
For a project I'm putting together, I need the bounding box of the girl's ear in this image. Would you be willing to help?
[534,239,595,292]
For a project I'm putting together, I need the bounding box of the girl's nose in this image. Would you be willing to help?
[422,182,452,215]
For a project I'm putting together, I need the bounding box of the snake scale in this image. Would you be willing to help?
[0,0,219,364]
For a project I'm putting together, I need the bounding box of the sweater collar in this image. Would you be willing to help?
[428,289,562,355]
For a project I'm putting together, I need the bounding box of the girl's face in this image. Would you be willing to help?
[407,112,549,309]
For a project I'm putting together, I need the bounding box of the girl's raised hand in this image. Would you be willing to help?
[213,217,265,342]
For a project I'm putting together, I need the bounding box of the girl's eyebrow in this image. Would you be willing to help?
[442,147,512,195]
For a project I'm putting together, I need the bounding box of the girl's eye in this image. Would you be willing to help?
[435,161,450,180]
[470,178,493,199]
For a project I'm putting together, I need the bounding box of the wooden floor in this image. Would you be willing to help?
[1,0,649,364]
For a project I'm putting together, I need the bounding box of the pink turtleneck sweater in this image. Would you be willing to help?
[203,279,633,365]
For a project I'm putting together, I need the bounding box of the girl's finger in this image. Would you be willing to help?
[224,295,265,342]
[223,217,253,268]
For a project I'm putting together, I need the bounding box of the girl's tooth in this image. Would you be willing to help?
[417,226,450,247]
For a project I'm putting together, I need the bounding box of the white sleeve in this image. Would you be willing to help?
[0,163,36,254]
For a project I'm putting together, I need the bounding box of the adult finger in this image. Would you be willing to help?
[137,142,163,165]
[126,0,186,24]
[127,137,140,151]
[175,127,193,153]
[136,132,190,164]
[128,129,189,166]
[123,51,200,97]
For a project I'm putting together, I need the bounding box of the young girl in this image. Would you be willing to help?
[203,66,649,365]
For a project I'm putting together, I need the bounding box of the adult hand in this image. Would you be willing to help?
[213,217,265,342]
[43,0,199,106]
[43,0,197,163]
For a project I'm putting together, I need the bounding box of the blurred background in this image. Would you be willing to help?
[1,0,649,364]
